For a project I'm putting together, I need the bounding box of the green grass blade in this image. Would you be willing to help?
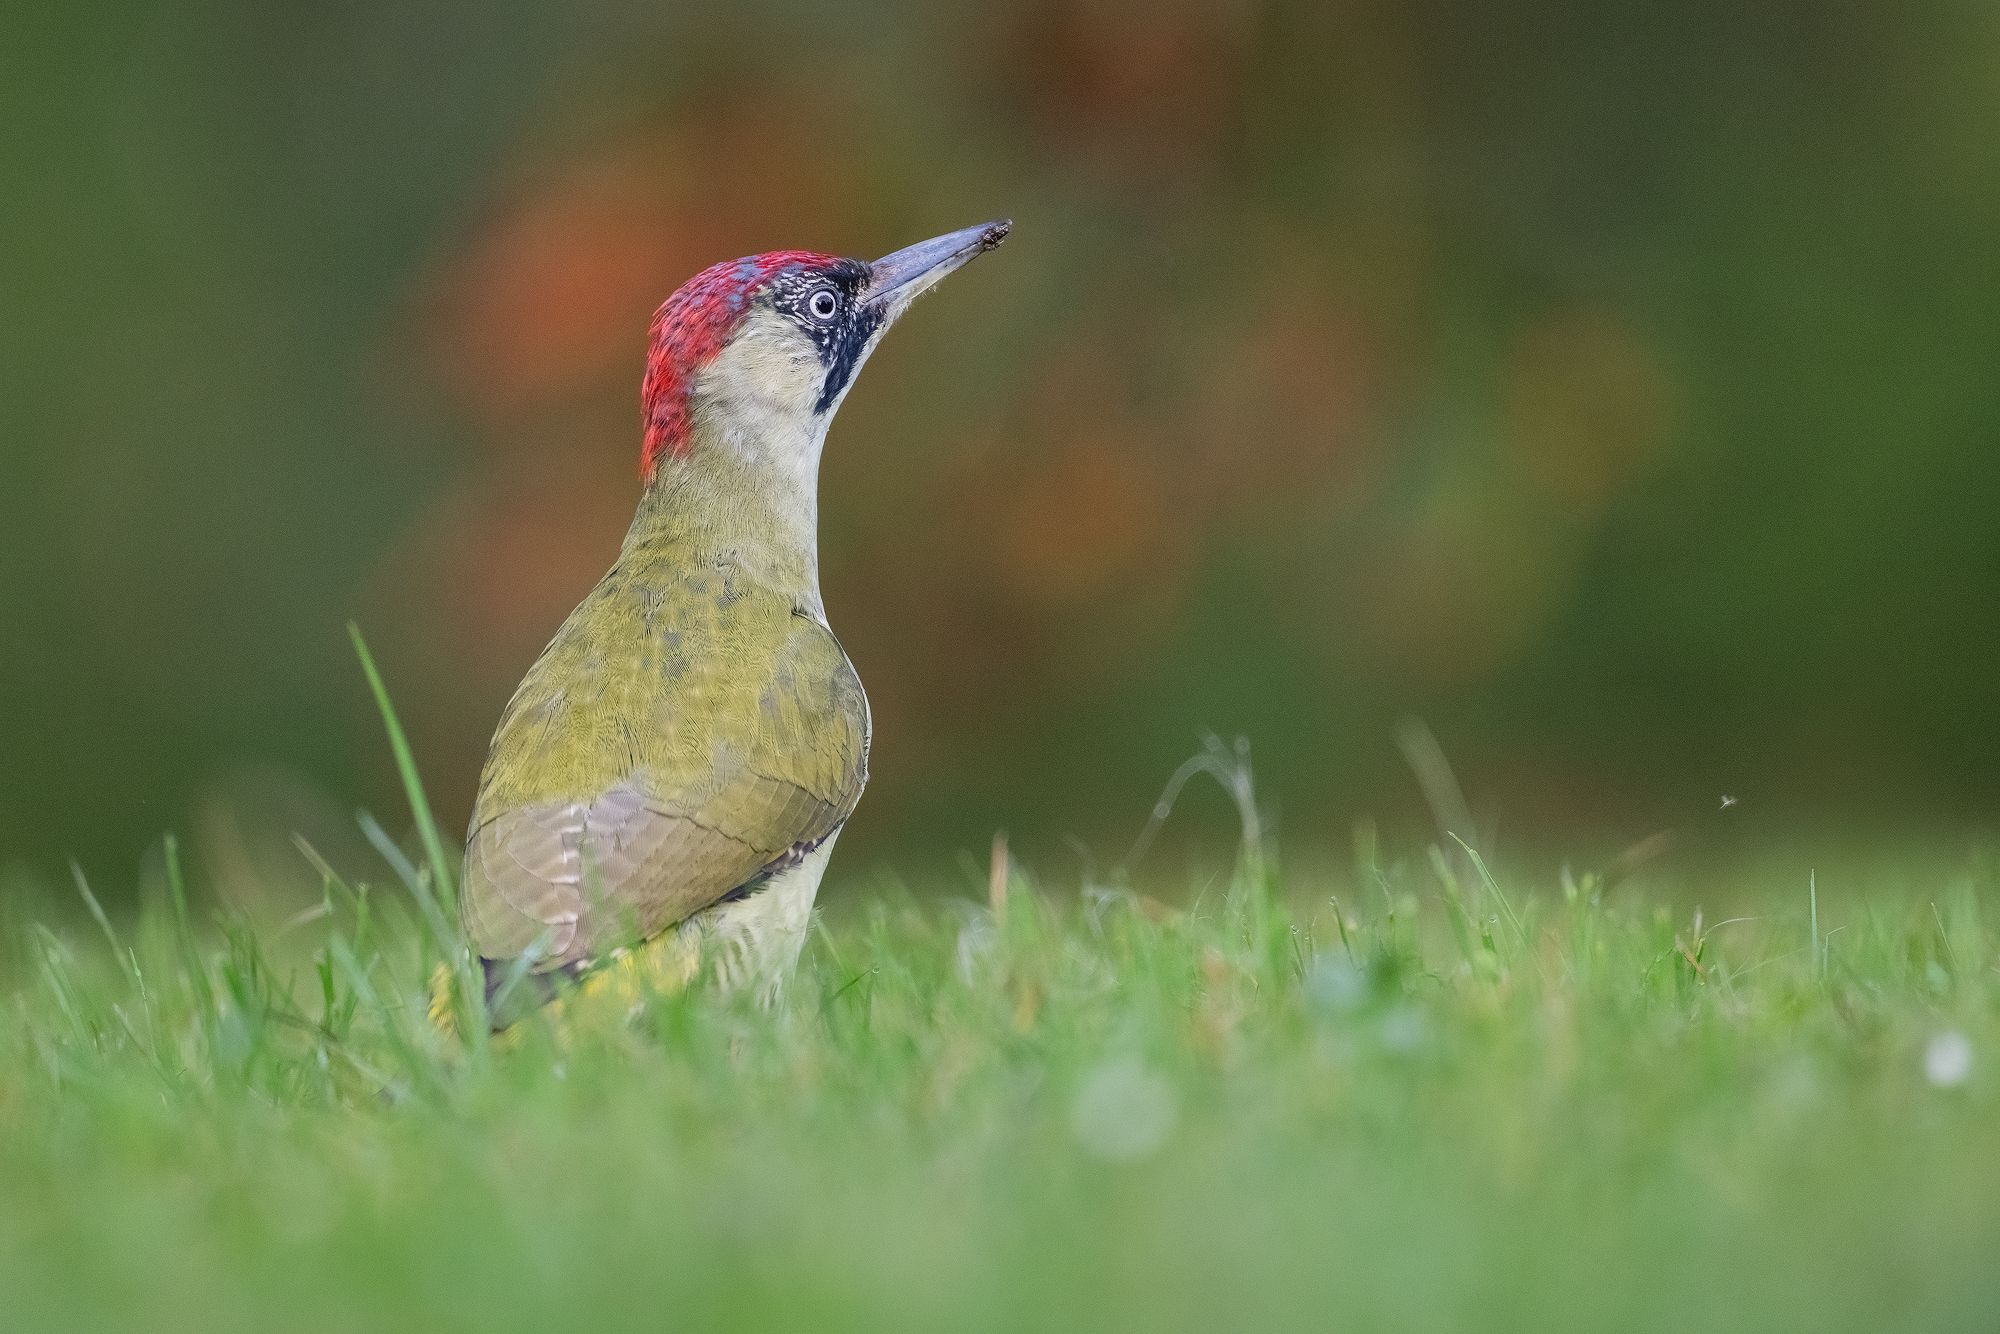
[347,622,457,910]
[349,621,487,1042]
[161,832,216,1018]
[358,812,451,954]
[70,860,140,993]
[1452,833,1528,947]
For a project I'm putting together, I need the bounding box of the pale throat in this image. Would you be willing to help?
[626,313,842,617]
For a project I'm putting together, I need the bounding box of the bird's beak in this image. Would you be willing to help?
[863,219,1012,316]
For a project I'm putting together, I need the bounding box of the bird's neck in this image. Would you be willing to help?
[622,406,829,620]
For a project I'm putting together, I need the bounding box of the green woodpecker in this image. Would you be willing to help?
[462,219,1011,1018]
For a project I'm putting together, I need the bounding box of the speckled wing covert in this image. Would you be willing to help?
[461,556,869,971]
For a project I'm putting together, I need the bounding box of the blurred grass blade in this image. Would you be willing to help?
[359,811,450,949]
[1397,717,1477,870]
[1452,834,1527,947]
[486,929,559,1024]
[1125,734,1266,892]
[162,832,216,1016]
[349,622,488,1042]
[326,935,426,1104]
[347,622,456,909]
[70,860,140,992]
[32,923,88,1045]
[294,832,377,961]
[1430,844,1479,965]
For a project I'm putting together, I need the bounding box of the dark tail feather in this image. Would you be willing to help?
[481,955,579,1029]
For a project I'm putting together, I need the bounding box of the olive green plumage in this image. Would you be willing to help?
[458,219,1008,989]
[462,481,869,973]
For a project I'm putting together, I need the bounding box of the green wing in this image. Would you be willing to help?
[461,558,869,969]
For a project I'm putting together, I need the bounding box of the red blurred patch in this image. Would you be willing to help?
[432,152,684,419]
[428,104,868,433]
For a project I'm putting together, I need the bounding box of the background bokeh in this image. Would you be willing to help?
[5,0,1999,905]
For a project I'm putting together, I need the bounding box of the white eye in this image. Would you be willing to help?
[808,289,839,321]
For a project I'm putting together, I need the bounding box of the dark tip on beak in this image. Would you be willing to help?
[864,219,1013,310]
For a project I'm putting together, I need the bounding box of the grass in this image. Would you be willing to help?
[10,843,2000,1330]
[3,665,1999,1330]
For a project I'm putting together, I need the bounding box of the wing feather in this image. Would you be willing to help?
[461,563,868,971]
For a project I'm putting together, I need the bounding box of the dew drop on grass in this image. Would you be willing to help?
[1924,1031,1971,1088]
[1072,1057,1176,1160]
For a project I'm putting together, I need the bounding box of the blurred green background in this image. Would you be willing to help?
[5,0,1998,902]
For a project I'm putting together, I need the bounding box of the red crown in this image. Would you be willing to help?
[639,250,840,480]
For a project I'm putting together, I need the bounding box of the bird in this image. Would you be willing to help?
[457,218,1011,1023]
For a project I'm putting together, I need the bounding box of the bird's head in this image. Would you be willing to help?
[640,219,1011,484]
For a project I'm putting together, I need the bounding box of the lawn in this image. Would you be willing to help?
[5,804,1998,1333]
